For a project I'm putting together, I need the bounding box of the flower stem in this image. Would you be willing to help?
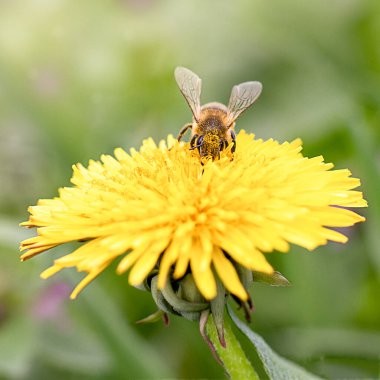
[206,314,260,380]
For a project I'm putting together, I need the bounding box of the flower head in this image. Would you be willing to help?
[20,131,367,304]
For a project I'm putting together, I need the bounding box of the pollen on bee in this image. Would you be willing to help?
[200,133,221,161]
[203,133,220,146]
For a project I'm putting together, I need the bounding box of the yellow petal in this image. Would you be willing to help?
[40,265,63,279]
[190,246,217,300]
[70,265,107,299]
[212,247,248,300]
[128,238,170,286]
[173,235,193,279]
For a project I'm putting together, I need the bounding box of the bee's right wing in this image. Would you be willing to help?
[175,67,202,122]
[227,81,262,126]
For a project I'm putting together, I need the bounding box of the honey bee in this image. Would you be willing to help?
[175,67,262,160]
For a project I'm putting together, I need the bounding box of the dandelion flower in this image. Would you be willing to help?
[20,131,367,303]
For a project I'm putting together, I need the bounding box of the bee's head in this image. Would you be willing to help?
[196,133,221,161]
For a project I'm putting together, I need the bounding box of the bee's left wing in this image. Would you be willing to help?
[227,81,262,126]
[175,67,202,121]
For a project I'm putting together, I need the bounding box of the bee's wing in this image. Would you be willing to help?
[227,81,262,126]
[175,67,202,121]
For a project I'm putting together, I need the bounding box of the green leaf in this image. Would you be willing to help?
[227,305,323,380]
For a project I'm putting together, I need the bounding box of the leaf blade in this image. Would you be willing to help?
[227,304,323,380]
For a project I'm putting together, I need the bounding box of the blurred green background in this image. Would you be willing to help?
[1,0,379,379]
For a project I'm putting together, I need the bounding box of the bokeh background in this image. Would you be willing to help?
[1,0,379,379]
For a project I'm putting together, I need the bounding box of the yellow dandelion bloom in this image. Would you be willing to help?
[20,131,367,302]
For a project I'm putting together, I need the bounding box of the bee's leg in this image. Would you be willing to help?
[190,134,199,149]
[220,139,228,150]
[230,130,237,153]
[177,123,192,142]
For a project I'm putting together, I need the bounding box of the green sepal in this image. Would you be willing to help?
[150,276,178,315]
[234,263,253,289]
[136,310,165,324]
[178,274,205,303]
[161,277,209,313]
[178,311,202,321]
[210,277,226,347]
[252,270,290,286]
